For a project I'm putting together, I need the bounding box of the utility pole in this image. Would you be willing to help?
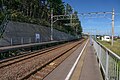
[50,9,53,41]
[111,8,114,46]
[65,5,67,15]
[70,14,72,27]
[50,9,77,41]
[75,26,78,37]
[70,8,74,27]
[50,9,114,43]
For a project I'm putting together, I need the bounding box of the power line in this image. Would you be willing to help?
[50,9,115,46]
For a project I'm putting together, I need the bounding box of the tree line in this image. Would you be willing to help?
[0,0,82,36]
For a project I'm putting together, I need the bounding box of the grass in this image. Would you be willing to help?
[98,39,120,56]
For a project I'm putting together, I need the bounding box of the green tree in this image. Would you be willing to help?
[0,0,82,36]
[66,3,72,14]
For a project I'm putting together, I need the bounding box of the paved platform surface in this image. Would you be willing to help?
[71,41,103,80]
[44,40,103,80]
[79,43,103,80]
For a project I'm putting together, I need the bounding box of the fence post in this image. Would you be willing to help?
[29,37,31,43]
[10,38,13,46]
[116,61,119,80]
[105,50,109,80]
[118,63,120,80]
[21,37,23,44]
[99,45,102,67]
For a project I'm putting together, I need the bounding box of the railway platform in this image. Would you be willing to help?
[70,40,103,80]
[44,39,103,80]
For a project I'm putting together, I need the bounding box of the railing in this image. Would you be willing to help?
[92,39,120,80]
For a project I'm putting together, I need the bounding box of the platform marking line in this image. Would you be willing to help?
[65,39,89,80]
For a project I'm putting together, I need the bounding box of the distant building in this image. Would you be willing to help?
[96,36,100,39]
[102,36,110,41]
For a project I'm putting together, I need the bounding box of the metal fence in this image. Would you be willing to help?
[0,37,43,47]
[0,21,76,47]
[92,39,120,80]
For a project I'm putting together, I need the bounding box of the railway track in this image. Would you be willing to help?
[0,41,72,68]
[0,39,85,80]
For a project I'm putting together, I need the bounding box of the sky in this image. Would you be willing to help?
[63,0,120,36]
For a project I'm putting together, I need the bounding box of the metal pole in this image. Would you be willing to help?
[71,8,74,27]
[105,50,109,80]
[76,26,78,37]
[21,37,23,44]
[10,38,13,46]
[65,5,67,15]
[29,37,31,43]
[70,14,72,27]
[111,8,114,46]
[51,9,53,41]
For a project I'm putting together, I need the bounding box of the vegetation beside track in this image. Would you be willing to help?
[98,39,120,56]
